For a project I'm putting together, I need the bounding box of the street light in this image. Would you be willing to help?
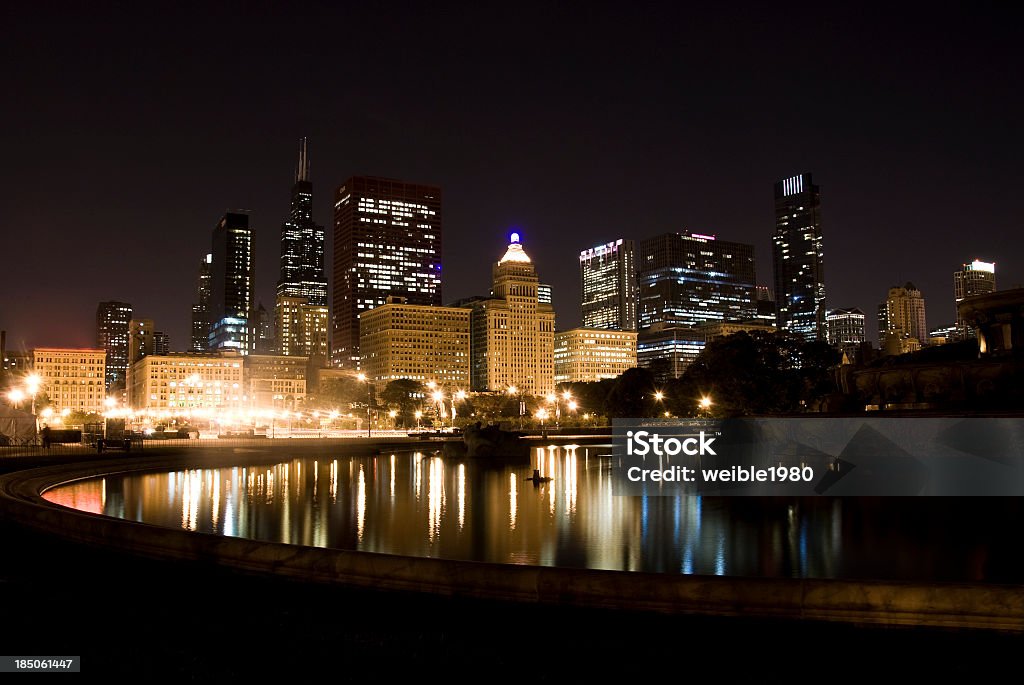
[357,373,371,438]
[414,410,423,428]
[699,395,713,418]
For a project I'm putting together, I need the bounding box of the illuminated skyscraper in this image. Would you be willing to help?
[461,233,555,395]
[579,238,637,331]
[277,138,326,306]
[190,253,212,352]
[96,300,132,390]
[209,211,254,353]
[772,173,825,341]
[638,231,755,330]
[954,259,996,337]
[881,283,927,354]
[332,176,442,368]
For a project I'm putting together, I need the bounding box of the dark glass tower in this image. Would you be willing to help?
[637,231,756,330]
[332,176,442,368]
[277,138,327,306]
[190,253,212,351]
[96,300,133,390]
[772,173,825,341]
[209,211,254,353]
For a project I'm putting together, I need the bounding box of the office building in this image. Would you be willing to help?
[96,301,132,390]
[954,259,996,337]
[190,254,213,352]
[882,283,928,353]
[699,320,776,341]
[33,348,107,414]
[128,351,245,411]
[460,233,555,395]
[332,176,442,368]
[245,354,308,411]
[554,328,637,384]
[538,283,553,306]
[638,231,755,330]
[276,295,329,359]
[154,332,170,356]
[772,173,825,341]
[209,211,254,353]
[636,325,705,382]
[754,285,776,326]
[359,296,470,395]
[128,318,155,364]
[826,308,866,360]
[579,238,637,331]
[277,138,327,307]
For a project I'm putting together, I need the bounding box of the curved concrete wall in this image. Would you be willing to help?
[1,454,1022,631]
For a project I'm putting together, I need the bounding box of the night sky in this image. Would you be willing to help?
[3,2,1022,351]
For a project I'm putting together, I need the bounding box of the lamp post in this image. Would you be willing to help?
[357,373,371,438]
[507,385,523,429]
[431,389,444,429]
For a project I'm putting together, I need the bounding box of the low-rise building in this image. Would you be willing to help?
[128,351,245,411]
[245,354,308,411]
[554,328,637,383]
[33,348,107,414]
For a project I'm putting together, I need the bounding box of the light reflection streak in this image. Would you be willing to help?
[509,472,517,530]
[428,458,443,542]
[357,465,366,543]
[457,463,465,530]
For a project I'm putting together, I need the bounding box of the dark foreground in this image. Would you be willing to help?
[1,520,1021,680]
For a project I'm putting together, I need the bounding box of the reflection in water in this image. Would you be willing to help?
[41,446,1024,582]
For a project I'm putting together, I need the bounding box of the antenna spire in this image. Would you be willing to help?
[296,137,310,182]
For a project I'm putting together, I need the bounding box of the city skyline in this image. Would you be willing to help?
[3,4,1022,352]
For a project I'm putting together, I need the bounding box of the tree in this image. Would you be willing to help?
[312,377,365,409]
[605,367,658,418]
[380,379,425,427]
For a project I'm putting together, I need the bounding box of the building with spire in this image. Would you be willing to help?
[275,139,329,359]
[459,233,555,395]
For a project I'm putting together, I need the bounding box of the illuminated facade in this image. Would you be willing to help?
[128,352,245,411]
[96,301,132,390]
[128,318,155,364]
[638,231,755,330]
[245,354,307,411]
[359,297,470,393]
[190,254,212,352]
[636,325,705,382]
[954,259,996,337]
[33,348,107,414]
[826,307,866,360]
[580,238,637,331]
[209,212,254,353]
[277,138,327,307]
[772,173,826,341]
[881,283,928,353]
[332,176,442,368]
[275,295,330,359]
[462,234,555,395]
[554,327,637,384]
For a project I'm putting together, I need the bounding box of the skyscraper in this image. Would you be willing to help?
[277,139,327,305]
[190,253,212,352]
[954,259,996,337]
[461,233,555,395]
[579,238,638,331]
[882,283,927,354]
[332,176,442,368]
[772,173,825,341]
[275,140,329,359]
[96,301,132,390]
[638,231,755,330]
[209,211,254,353]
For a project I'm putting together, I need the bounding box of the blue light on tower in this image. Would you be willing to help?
[510,231,521,244]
